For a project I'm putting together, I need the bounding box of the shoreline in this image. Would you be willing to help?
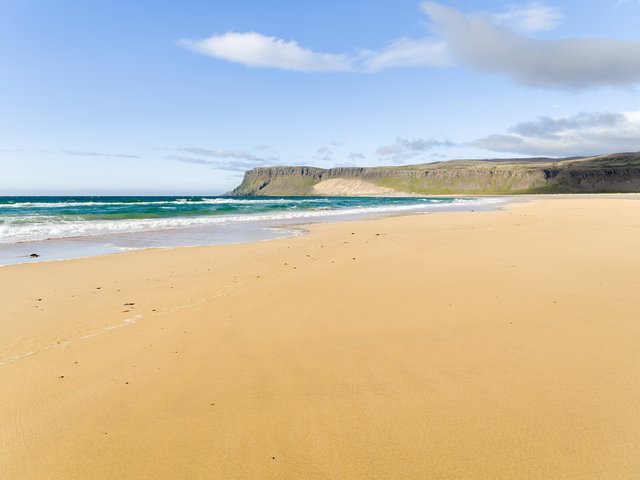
[2,194,639,479]
[6,191,640,268]
[0,196,505,267]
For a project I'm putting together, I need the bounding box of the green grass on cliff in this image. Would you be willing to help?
[368,176,546,195]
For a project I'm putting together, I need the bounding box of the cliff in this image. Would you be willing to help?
[230,152,640,196]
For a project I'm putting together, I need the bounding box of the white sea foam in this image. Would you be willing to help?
[0,198,327,209]
[0,198,502,244]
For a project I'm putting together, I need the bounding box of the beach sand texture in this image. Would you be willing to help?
[1,196,639,479]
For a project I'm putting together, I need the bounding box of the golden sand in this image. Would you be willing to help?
[1,196,639,479]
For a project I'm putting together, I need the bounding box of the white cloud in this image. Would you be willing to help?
[179,32,447,73]
[179,32,353,72]
[472,111,640,156]
[493,2,563,32]
[422,1,640,89]
[180,3,640,89]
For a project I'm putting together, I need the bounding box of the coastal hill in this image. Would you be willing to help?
[230,151,640,196]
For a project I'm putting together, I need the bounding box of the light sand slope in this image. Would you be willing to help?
[1,196,639,479]
[311,178,401,196]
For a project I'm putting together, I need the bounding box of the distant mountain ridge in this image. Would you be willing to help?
[230,152,640,196]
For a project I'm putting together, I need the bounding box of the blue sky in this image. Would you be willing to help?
[1,0,640,194]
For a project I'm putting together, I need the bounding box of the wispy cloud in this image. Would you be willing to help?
[615,0,640,7]
[167,147,278,171]
[176,147,270,162]
[360,38,450,72]
[348,152,365,161]
[62,150,141,159]
[1,148,141,158]
[493,2,563,32]
[423,1,640,89]
[376,137,455,163]
[0,148,27,153]
[167,155,270,172]
[313,146,333,161]
[472,111,640,156]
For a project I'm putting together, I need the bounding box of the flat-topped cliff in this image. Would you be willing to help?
[230,152,640,196]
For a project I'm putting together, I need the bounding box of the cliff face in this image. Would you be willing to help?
[230,152,640,196]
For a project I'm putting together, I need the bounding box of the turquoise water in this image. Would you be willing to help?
[0,195,501,264]
[0,196,488,243]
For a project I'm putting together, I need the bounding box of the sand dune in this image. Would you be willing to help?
[1,195,639,479]
[311,178,401,196]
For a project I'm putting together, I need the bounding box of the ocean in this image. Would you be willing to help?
[0,196,501,265]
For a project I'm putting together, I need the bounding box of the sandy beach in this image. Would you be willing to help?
[1,195,639,479]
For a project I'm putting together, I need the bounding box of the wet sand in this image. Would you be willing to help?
[1,195,639,479]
